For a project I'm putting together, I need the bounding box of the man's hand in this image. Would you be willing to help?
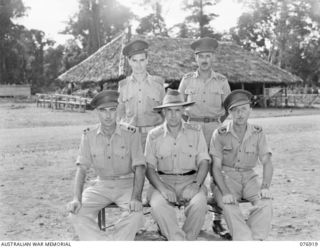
[261,188,272,199]
[67,199,82,214]
[222,194,237,204]
[129,199,143,212]
[160,184,177,203]
[181,183,200,202]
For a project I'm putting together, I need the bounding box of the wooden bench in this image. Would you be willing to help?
[36,93,90,112]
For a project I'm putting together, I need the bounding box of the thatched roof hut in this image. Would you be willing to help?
[57,32,302,96]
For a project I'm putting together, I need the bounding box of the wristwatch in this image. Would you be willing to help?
[193,180,201,188]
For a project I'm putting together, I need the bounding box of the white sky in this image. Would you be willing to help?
[17,0,245,44]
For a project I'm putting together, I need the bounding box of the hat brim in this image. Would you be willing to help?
[228,100,251,110]
[153,101,195,110]
[92,102,118,109]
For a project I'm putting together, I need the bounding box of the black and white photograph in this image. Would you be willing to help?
[0,0,320,244]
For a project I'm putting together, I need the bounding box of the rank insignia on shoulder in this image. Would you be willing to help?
[120,123,137,133]
[185,122,201,131]
[253,125,262,133]
[218,126,227,134]
[183,72,195,80]
[216,73,227,81]
[83,128,90,134]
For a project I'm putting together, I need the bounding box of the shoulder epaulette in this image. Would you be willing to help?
[83,127,90,134]
[119,122,137,133]
[218,126,227,135]
[151,75,165,85]
[184,122,201,131]
[182,72,196,80]
[118,78,128,88]
[215,73,227,81]
[149,126,164,140]
[253,125,262,133]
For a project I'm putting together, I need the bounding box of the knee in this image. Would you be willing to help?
[149,191,167,210]
[189,192,207,211]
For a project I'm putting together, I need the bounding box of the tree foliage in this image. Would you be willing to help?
[136,1,168,36]
[63,0,133,55]
[231,0,320,85]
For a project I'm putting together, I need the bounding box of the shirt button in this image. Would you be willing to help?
[139,89,141,91]
[174,143,176,146]
[108,156,111,159]
[203,100,206,103]
[139,101,141,103]
[174,154,177,157]
[237,160,240,162]
[189,154,192,157]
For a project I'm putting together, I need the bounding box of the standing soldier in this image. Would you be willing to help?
[178,37,231,237]
[67,90,146,240]
[210,90,273,240]
[145,90,210,240]
[118,39,165,148]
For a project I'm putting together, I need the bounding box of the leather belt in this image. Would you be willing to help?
[158,170,196,176]
[138,126,156,133]
[188,116,220,123]
[222,166,253,172]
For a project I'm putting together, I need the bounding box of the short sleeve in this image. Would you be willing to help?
[209,129,224,160]
[196,130,211,165]
[221,79,231,102]
[130,132,146,168]
[76,134,92,169]
[258,132,272,160]
[144,133,157,170]
[178,77,188,99]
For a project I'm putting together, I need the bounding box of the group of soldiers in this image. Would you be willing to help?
[67,37,274,241]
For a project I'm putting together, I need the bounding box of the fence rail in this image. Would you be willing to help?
[36,93,91,112]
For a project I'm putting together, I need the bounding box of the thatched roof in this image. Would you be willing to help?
[58,33,303,84]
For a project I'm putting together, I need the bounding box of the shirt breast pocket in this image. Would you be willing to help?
[123,95,135,117]
[92,151,105,169]
[146,91,161,111]
[156,147,172,172]
[180,144,197,171]
[185,88,199,102]
[113,146,131,174]
[209,88,223,106]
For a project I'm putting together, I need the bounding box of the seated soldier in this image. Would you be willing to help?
[67,90,146,240]
[210,90,273,240]
[145,89,210,240]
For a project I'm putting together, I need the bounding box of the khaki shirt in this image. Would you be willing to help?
[118,73,165,127]
[145,122,211,173]
[76,124,145,178]
[178,70,231,118]
[210,122,272,170]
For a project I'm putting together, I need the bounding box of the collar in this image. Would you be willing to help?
[195,69,216,80]
[96,124,121,136]
[163,120,186,137]
[226,121,255,140]
[129,72,150,84]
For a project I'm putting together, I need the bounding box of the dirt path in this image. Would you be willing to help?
[0,110,319,240]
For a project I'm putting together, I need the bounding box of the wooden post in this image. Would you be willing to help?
[285,85,288,107]
[262,83,267,108]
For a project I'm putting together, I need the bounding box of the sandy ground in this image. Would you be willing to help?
[0,102,320,241]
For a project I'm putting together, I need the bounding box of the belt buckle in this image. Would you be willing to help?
[204,117,210,123]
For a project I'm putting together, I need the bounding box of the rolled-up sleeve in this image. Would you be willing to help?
[258,132,272,160]
[222,79,231,102]
[76,134,92,169]
[144,133,157,170]
[209,130,223,160]
[196,131,211,165]
[178,77,188,98]
[130,132,146,168]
